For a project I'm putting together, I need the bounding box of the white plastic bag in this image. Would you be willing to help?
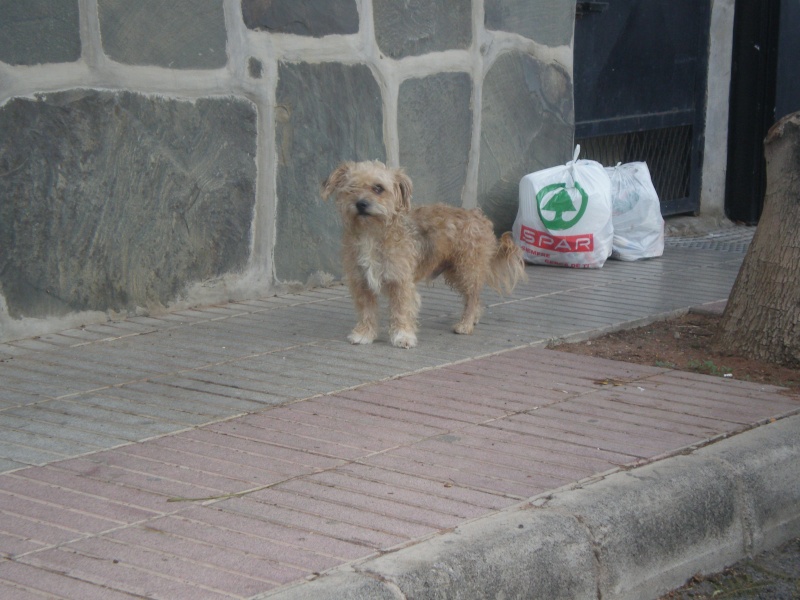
[513,146,613,268]
[606,162,664,261]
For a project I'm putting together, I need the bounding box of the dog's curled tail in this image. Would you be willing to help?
[488,232,527,295]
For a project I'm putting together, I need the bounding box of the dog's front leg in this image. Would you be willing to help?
[386,280,420,349]
[347,277,379,344]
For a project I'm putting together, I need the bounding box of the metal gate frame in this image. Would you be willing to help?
[725,0,779,224]
[573,0,712,216]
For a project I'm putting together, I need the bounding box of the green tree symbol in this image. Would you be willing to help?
[536,182,589,230]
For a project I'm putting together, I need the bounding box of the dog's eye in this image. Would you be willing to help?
[372,184,384,194]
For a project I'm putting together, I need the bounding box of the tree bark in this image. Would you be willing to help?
[716,111,800,368]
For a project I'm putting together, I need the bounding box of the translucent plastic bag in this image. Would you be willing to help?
[513,146,613,268]
[606,162,664,261]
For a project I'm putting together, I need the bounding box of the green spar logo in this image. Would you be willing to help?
[535,181,589,231]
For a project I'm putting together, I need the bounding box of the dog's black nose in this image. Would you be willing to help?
[356,199,370,214]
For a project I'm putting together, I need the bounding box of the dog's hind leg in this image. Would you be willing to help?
[386,281,420,349]
[347,278,379,344]
[453,283,483,334]
[445,262,487,335]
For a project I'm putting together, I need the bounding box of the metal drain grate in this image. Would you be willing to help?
[577,125,693,212]
[665,227,755,253]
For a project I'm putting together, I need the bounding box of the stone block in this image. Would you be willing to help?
[547,455,746,600]
[98,0,227,69]
[0,0,81,65]
[274,62,385,282]
[485,0,576,47]
[242,0,359,36]
[364,509,597,599]
[398,72,473,206]
[698,414,800,553]
[248,57,263,78]
[264,509,596,599]
[0,90,256,319]
[374,0,472,59]
[478,51,573,231]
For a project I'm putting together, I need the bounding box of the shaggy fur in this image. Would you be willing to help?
[322,160,526,348]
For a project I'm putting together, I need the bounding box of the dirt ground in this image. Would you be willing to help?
[658,536,800,599]
[551,311,800,395]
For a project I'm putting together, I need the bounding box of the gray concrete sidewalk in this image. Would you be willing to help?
[0,228,798,599]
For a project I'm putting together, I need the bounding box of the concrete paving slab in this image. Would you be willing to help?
[105,381,271,416]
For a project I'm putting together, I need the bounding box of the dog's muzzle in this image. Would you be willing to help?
[356,199,370,215]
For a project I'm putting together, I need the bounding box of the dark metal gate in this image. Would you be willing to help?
[726,0,800,224]
[573,0,711,215]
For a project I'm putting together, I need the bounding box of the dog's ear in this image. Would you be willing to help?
[321,162,352,200]
[393,168,413,212]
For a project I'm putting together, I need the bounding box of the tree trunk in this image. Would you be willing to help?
[716,111,800,368]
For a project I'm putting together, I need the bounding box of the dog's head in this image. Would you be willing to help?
[321,161,413,226]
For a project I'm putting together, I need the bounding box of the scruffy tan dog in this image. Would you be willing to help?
[322,160,526,348]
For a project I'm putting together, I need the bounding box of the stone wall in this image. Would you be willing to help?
[0,0,575,341]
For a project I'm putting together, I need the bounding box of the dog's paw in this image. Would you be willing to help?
[348,330,375,345]
[390,330,417,349]
[453,322,474,335]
